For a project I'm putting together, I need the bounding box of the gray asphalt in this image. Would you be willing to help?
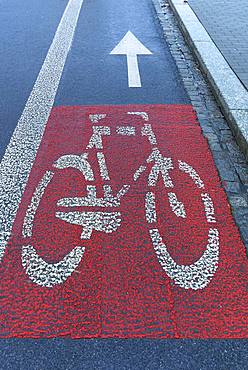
[1,339,248,370]
[0,0,67,159]
[54,0,188,106]
[0,0,247,369]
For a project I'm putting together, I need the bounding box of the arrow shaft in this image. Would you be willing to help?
[127,55,141,88]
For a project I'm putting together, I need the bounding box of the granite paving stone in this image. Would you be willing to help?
[188,0,248,91]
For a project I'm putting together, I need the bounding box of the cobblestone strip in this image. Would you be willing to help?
[152,0,248,253]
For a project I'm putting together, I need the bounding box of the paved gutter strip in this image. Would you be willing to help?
[152,0,248,252]
[166,0,248,160]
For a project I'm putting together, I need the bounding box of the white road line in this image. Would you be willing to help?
[127,55,142,88]
[22,245,85,288]
[133,165,147,181]
[22,171,54,238]
[178,160,205,189]
[150,228,219,290]
[116,126,136,136]
[0,0,84,262]
[97,152,110,180]
[145,192,157,224]
[168,192,186,219]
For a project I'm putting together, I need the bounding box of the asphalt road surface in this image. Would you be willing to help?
[0,0,247,369]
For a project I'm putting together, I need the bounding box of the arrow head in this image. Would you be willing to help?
[110,31,152,56]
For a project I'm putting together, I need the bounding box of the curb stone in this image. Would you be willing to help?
[152,0,248,253]
[166,0,248,161]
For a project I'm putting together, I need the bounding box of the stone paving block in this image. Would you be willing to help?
[228,110,248,159]
[234,164,248,185]
[229,195,248,208]
[192,42,248,111]
[189,0,248,91]
[214,159,239,182]
[226,142,246,163]
[224,181,241,194]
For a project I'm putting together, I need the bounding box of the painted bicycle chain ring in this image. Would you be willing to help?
[0,104,247,338]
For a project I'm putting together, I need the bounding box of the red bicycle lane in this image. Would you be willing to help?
[0,104,247,338]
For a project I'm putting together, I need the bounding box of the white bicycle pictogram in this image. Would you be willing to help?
[21,111,219,290]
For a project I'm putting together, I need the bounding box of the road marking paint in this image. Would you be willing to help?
[89,114,107,124]
[178,161,205,189]
[127,111,149,121]
[116,126,136,136]
[110,31,152,88]
[57,184,130,208]
[87,126,111,149]
[141,124,157,145]
[127,55,142,88]
[168,192,186,218]
[22,171,54,238]
[97,152,110,180]
[201,193,216,223]
[147,149,174,188]
[1,105,247,338]
[146,153,219,290]
[0,0,84,262]
[133,165,147,181]
[54,154,95,180]
[22,245,85,288]
[56,211,122,240]
[145,192,157,224]
[56,183,130,241]
[150,228,220,290]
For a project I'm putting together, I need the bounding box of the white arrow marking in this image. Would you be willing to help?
[110,31,152,88]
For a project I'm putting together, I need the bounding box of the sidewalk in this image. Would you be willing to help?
[190,0,248,91]
[168,0,248,160]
